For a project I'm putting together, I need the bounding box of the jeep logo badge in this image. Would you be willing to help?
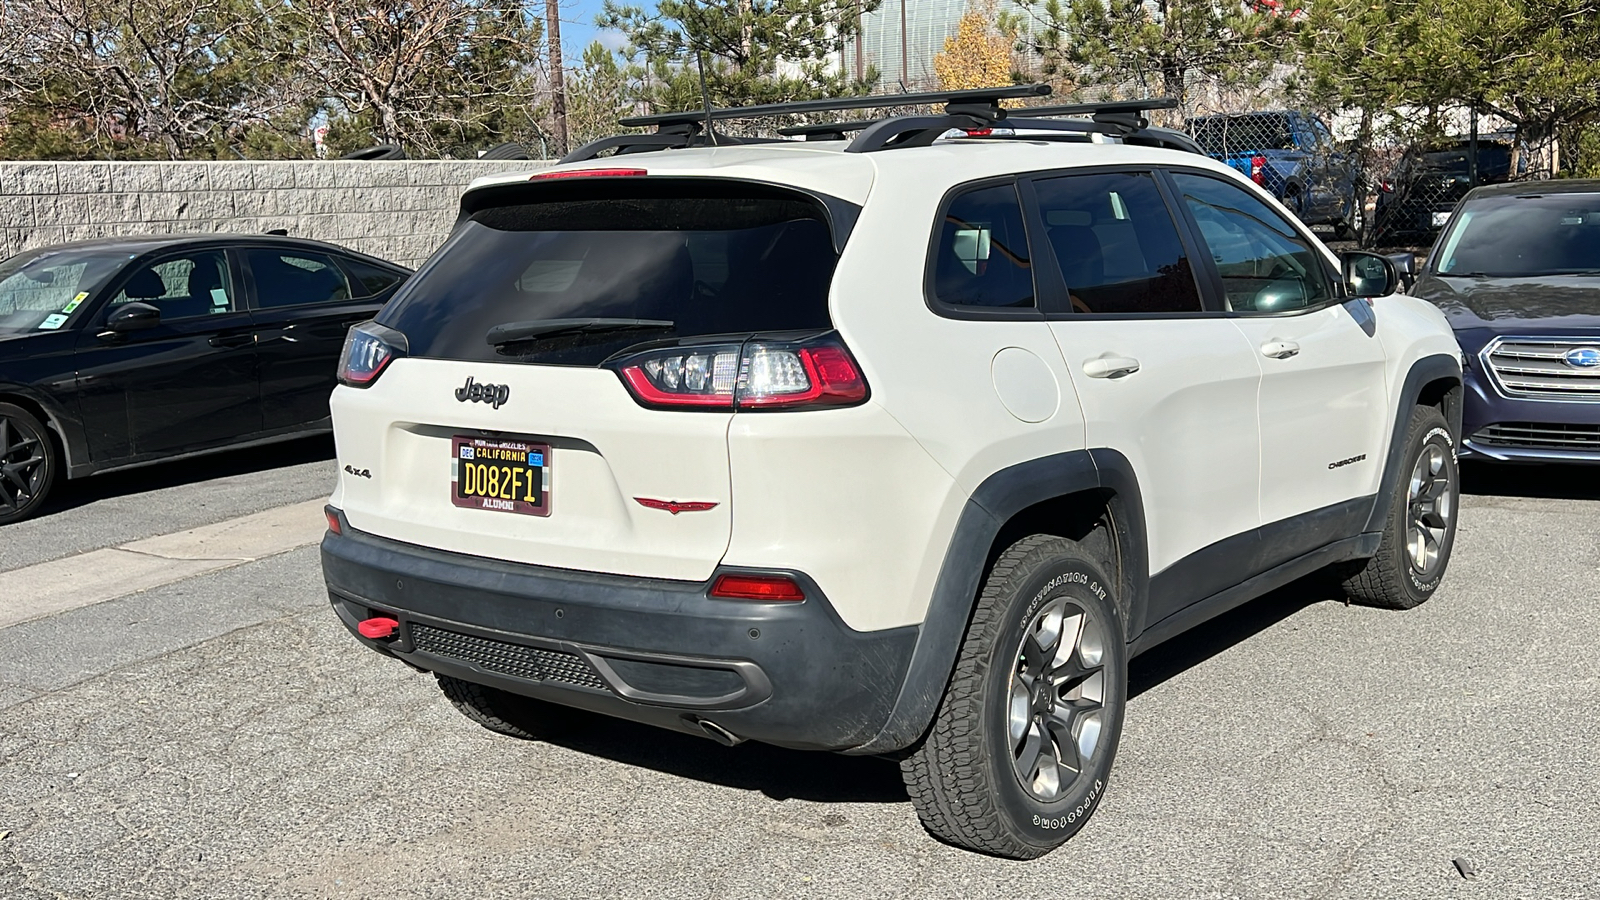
[455,376,510,408]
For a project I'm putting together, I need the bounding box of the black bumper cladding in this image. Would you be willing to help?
[320,514,918,752]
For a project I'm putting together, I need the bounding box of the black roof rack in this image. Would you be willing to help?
[562,87,1193,161]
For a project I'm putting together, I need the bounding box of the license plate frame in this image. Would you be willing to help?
[451,435,551,517]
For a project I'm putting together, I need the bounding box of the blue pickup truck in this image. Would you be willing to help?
[1187,111,1364,239]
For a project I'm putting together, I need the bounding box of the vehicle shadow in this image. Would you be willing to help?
[1128,577,1339,699]
[531,709,911,804]
[527,576,1343,803]
[1460,460,1600,501]
[40,433,336,515]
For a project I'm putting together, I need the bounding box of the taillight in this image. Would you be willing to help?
[1378,180,1394,193]
[1250,155,1267,185]
[338,322,407,387]
[710,574,806,601]
[612,334,868,411]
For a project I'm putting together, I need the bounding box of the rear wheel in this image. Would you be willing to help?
[0,402,57,526]
[435,674,575,740]
[1341,404,1458,609]
[900,535,1126,859]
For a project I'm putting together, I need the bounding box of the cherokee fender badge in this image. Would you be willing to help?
[634,498,720,515]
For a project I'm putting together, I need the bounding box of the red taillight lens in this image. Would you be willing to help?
[1250,155,1267,185]
[529,168,648,180]
[338,322,407,387]
[613,335,868,411]
[710,574,806,602]
[325,508,342,534]
[1378,180,1394,193]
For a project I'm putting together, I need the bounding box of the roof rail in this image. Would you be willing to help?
[563,87,1195,161]
[617,84,1051,129]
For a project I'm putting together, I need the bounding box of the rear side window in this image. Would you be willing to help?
[931,183,1035,310]
[341,257,405,298]
[1031,172,1202,314]
[380,183,841,366]
[246,250,352,309]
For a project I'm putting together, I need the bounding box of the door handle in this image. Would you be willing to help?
[1083,356,1141,379]
[1261,340,1301,359]
[209,333,254,348]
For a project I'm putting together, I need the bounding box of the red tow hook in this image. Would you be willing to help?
[357,617,400,640]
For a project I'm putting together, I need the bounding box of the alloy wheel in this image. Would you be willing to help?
[1008,597,1109,801]
[0,414,49,516]
[1406,443,1453,576]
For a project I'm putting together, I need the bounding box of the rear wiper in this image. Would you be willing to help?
[486,318,675,347]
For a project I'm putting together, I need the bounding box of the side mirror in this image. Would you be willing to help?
[1341,251,1399,298]
[105,302,161,334]
[1386,252,1418,292]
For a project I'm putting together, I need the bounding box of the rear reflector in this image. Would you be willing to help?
[530,168,647,180]
[325,509,342,534]
[710,574,806,602]
[357,617,400,639]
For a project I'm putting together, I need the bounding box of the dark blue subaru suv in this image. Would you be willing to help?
[1411,180,1600,462]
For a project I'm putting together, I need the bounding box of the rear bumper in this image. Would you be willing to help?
[320,511,917,752]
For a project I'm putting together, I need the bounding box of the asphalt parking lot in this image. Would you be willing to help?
[1,439,1597,899]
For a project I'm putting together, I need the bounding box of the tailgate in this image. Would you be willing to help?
[330,358,732,581]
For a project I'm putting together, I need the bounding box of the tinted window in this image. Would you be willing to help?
[380,188,840,366]
[0,248,124,334]
[1435,192,1600,277]
[111,251,236,320]
[247,250,353,309]
[342,258,405,298]
[1173,173,1332,312]
[1032,172,1202,314]
[931,183,1034,309]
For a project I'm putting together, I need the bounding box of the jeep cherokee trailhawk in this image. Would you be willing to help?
[320,87,1463,858]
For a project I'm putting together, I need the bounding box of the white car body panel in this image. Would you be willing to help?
[330,358,734,581]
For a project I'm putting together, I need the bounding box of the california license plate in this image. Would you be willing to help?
[451,436,550,516]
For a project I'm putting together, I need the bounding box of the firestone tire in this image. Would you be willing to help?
[435,674,575,740]
[0,402,58,527]
[1341,404,1459,609]
[900,535,1127,859]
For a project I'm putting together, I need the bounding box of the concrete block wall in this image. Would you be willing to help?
[0,160,555,268]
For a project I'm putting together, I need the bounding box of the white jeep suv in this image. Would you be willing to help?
[321,88,1463,858]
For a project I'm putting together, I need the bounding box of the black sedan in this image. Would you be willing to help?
[0,234,410,524]
[1411,180,1600,462]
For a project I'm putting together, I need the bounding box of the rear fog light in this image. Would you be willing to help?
[710,574,806,602]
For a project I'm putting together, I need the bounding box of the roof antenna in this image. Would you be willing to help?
[696,51,717,146]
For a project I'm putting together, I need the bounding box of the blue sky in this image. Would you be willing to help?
[555,0,634,58]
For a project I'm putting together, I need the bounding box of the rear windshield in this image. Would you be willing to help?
[378,182,843,366]
[1435,192,1600,277]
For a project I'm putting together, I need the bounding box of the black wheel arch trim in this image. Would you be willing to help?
[0,381,83,475]
[846,448,1149,755]
[1363,353,1462,534]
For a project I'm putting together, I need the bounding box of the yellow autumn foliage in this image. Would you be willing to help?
[934,5,1014,92]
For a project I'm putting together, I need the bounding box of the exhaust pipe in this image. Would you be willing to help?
[689,716,743,747]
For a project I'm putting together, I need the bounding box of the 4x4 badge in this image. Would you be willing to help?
[455,376,510,408]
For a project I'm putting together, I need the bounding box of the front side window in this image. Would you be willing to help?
[247,250,353,309]
[931,183,1034,310]
[1031,171,1203,314]
[1172,172,1333,313]
[111,251,236,320]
